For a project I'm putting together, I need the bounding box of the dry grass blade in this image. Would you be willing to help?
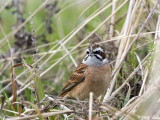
[18,104,22,117]
[6,110,74,120]
[1,0,160,119]
[0,0,12,13]
[109,0,117,38]
[38,0,116,71]
[112,0,160,77]
[40,0,128,77]
[139,67,148,96]
[134,52,143,79]
[59,41,77,67]
[10,67,17,109]
[108,51,151,101]
[89,92,93,120]
[10,63,36,109]
[21,101,43,120]
[0,95,5,114]
[0,24,14,66]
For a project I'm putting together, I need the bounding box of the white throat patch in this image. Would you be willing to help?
[83,56,108,66]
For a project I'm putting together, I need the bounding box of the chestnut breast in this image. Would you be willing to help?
[85,63,111,98]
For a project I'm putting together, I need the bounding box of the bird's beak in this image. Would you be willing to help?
[89,51,94,57]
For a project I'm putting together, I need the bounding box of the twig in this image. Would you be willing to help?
[89,92,93,120]
[29,12,38,64]
[5,110,74,120]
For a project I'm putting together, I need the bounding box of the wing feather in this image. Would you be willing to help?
[60,63,87,97]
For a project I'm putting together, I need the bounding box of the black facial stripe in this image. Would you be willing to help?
[84,55,89,61]
[93,51,105,59]
[94,54,102,61]
[93,50,103,53]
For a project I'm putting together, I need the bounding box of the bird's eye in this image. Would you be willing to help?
[86,51,89,54]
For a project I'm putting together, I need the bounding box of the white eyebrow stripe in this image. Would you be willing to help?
[95,54,102,59]
[93,47,103,52]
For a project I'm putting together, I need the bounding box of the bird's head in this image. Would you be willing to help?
[83,34,108,66]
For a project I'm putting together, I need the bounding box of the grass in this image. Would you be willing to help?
[0,0,160,119]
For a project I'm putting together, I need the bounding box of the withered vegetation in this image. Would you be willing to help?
[0,0,160,119]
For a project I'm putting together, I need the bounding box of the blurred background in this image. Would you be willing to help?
[0,0,160,119]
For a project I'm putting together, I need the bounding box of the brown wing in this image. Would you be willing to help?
[60,63,88,97]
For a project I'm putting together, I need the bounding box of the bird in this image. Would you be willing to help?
[60,34,111,100]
